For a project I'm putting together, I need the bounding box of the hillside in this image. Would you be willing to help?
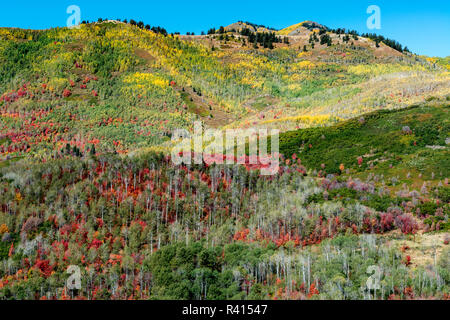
[277,21,327,35]
[279,100,449,178]
[0,20,449,300]
[0,99,449,299]
[1,21,449,161]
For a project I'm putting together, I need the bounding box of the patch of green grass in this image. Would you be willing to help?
[362,194,410,212]
[0,156,24,169]
[180,92,209,117]
[437,187,450,203]
[278,103,449,175]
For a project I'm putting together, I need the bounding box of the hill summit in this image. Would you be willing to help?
[277,21,327,35]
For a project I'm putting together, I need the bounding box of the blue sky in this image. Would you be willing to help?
[1,0,449,57]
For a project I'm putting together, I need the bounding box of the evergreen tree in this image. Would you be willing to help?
[320,34,332,46]
[90,145,96,156]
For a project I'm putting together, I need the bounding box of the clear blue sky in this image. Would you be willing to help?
[1,0,449,57]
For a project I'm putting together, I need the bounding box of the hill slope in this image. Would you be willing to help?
[279,100,449,177]
[277,21,327,35]
[1,21,449,161]
[0,21,449,300]
[0,101,449,299]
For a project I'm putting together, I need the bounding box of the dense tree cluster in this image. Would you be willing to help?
[0,149,448,299]
[320,34,332,46]
[361,33,409,53]
[81,18,168,36]
[239,29,283,49]
[328,27,409,53]
[207,24,283,49]
[238,21,277,31]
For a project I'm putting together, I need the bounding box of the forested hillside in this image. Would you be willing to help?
[1,21,448,158]
[0,20,448,300]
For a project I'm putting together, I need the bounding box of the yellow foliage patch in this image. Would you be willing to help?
[123,72,168,88]
[277,21,308,35]
[0,224,8,234]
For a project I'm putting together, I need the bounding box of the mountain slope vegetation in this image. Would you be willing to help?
[0,20,448,300]
[1,21,448,159]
